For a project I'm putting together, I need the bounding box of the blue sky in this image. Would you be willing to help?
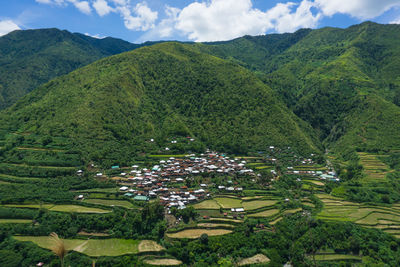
[0,0,400,43]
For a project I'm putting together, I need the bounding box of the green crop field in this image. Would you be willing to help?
[14,236,142,256]
[193,199,221,210]
[313,254,362,261]
[79,188,118,193]
[214,197,242,209]
[248,209,279,217]
[242,200,277,210]
[143,258,182,266]
[84,199,136,209]
[0,219,32,224]
[166,229,232,239]
[4,204,110,213]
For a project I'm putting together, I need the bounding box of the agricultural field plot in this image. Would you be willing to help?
[166,229,233,239]
[0,219,32,224]
[316,194,400,236]
[16,147,66,152]
[242,200,277,210]
[14,236,144,256]
[143,258,183,266]
[357,152,392,183]
[313,254,362,261]
[238,254,270,266]
[4,204,111,213]
[84,199,136,209]
[0,174,45,182]
[0,181,12,185]
[248,209,280,218]
[255,166,274,170]
[77,187,118,193]
[207,218,243,223]
[197,223,234,228]
[214,197,242,209]
[138,240,165,253]
[304,180,325,186]
[193,199,221,209]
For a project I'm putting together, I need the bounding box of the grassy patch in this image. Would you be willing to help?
[238,254,270,266]
[0,219,31,224]
[313,254,362,261]
[166,229,232,239]
[193,199,221,210]
[215,197,242,209]
[248,209,279,218]
[242,200,277,210]
[14,236,140,256]
[4,204,110,213]
[84,199,136,209]
[197,223,234,228]
[138,240,165,253]
[49,205,111,213]
[143,259,182,266]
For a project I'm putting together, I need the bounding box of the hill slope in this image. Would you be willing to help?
[198,22,400,155]
[0,28,139,109]
[0,43,321,165]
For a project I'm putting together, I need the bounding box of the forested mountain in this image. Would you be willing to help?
[0,28,139,109]
[197,22,400,156]
[0,43,321,166]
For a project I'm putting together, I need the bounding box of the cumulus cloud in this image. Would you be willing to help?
[314,0,400,19]
[121,2,158,31]
[93,0,113,16]
[69,0,92,15]
[0,20,21,37]
[173,0,320,42]
[36,0,92,15]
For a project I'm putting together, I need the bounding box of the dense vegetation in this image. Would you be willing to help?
[198,22,400,156]
[0,42,321,166]
[0,28,139,109]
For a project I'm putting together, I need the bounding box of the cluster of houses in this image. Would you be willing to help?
[286,167,339,182]
[113,152,255,209]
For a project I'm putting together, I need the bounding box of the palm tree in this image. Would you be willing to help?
[50,232,68,267]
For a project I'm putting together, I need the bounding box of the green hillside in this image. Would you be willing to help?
[197,22,400,155]
[0,28,138,109]
[0,42,321,166]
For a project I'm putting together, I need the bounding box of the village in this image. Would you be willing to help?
[80,147,338,213]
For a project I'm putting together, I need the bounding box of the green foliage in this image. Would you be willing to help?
[0,28,138,109]
[0,42,321,166]
[199,22,400,155]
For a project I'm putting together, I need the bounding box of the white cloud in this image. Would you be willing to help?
[35,0,53,3]
[84,32,107,38]
[391,16,400,24]
[119,2,158,31]
[266,0,321,33]
[315,0,400,19]
[93,0,113,16]
[36,0,92,15]
[174,0,320,42]
[68,0,92,15]
[0,20,21,37]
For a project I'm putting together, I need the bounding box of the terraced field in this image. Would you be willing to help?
[357,152,391,183]
[316,193,400,237]
[4,204,110,213]
[14,236,164,257]
[0,219,32,224]
[84,199,136,209]
[166,229,233,239]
